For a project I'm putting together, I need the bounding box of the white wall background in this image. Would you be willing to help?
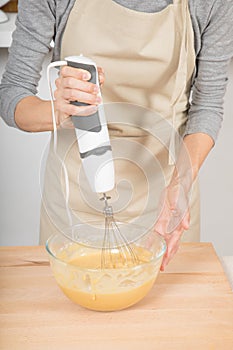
[0,48,233,256]
[199,61,233,256]
[0,49,51,246]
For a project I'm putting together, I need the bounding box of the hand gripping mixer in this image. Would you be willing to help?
[47,55,139,268]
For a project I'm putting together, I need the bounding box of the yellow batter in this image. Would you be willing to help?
[53,245,161,311]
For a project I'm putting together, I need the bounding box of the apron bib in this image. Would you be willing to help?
[40,0,199,244]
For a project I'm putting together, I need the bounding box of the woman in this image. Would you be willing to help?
[0,0,233,270]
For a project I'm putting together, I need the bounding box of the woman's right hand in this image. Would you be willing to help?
[54,65,105,128]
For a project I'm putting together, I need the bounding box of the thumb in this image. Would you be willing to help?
[182,210,190,230]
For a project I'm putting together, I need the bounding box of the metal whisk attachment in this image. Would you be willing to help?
[99,193,139,269]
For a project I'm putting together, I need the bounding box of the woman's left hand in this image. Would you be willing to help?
[154,183,190,271]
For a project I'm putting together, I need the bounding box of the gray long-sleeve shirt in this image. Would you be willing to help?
[0,0,233,142]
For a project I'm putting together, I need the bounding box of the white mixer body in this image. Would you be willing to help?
[65,55,115,193]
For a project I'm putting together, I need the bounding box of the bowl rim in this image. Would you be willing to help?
[45,231,167,272]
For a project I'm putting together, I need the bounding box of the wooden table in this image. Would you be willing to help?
[0,243,233,350]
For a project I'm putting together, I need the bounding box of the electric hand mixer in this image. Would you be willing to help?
[47,55,139,268]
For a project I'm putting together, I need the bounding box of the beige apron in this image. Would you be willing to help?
[40,0,200,244]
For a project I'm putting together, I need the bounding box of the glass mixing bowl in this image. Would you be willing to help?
[46,223,166,311]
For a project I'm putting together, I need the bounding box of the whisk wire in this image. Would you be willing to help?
[100,193,139,269]
[113,219,139,265]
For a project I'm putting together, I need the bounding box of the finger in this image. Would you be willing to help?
[160,245,169,271]
[145,231,160,250]
[167,205,189,233]
[182,210,190,230]
[160,247,179,271]
[55,77,61,89]
[160,230,182,270]
[154,219,168,235]
[59,117,75,129]
[160,243,179,271]
[58,102,98,117]
[154,207,171,235]
[97,66,105,86]
[61,77,99,94]
[63,88,102,105]
[154,189,170,234]
[60,66,91,81]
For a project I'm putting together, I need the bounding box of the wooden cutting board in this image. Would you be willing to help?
[0,243,233,350]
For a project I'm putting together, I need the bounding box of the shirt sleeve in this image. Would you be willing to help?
[184,0,233,142]
[0,0,56,128]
